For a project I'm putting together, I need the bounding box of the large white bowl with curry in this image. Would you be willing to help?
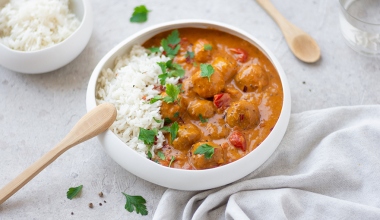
[86,20,291,191]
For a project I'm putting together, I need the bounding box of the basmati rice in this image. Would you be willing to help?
[96,45,180,157]
[0,0,80,51]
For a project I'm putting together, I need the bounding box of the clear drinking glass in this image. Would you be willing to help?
[339,0,380,56]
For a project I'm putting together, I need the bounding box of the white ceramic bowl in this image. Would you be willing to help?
[86,20,291,191]
[0,0,93,74]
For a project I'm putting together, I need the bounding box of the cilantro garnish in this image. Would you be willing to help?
[150,95,162,104]
[138,128,158,145]
[204,44,212,51]
[163,84,180,103]
[157,151,166,160]
[161,30,181,58]
[164,118,172,124]
[161,121,179,142]
[185,51,195,59]
[168,156,175,167]
[148,47,160,53]
[122,193,148,216]
[157,60,185,85]
[153,117,162,123]
[130,5,150,23]
[173,112,179,118]
[199,114,208,123]
[147,151,152,159]
[194,144,215,159]
[200,64,215,82]
[66,185,83,200]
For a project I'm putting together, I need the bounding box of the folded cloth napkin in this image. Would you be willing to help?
[153,105,380,220]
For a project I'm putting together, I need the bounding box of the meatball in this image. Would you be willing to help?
[226,100,260,129]
[172,123,201,151]
[234,64,269,92]
[193,39,214,62]
[190,142,225,169]
[212,56,238,81]
[187,99,215,119]
[192,70,225,98]
[205,119,231,139]
[161,101,180,122]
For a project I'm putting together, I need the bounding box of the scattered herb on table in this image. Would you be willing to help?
[66,185,83,200]
[200,64,215,81]
[122,192,148,216]
[194,144,215,159]
[130,5,150,23]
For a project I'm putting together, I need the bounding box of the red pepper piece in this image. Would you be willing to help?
[230,48,248,63]
[229,130,246,151]
[213,93,231,108]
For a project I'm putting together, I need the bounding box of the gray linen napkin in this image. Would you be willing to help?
[153,105,380,220]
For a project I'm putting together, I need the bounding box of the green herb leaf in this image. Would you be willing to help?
[185,51,195,59]
[158,73,168,85]
[130,5,150,23]
[204,44,212,51]
[157,62,167,74]
[199,114,208,123]
[138,128,157,145]
[153,117,162,123]
[194,144,215,159]
[150,95,162,104]
[147,151,152,159]
[157,151,166,160]
[160,122,179,142]
[166,29,180,45]
[66,185,83,200]
[168,156,175,167]
[168,63,185,78]
[173,112,179,118]
[122,192,148,216]
[163,84,180,103]
[149,47,160,53]
[200,64,215,82]
[164,118,172,124]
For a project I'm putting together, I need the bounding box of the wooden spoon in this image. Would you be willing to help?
[256,0,321,63]
[0,103,117,205]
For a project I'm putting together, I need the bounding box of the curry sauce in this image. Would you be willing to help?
[143,28,283,170]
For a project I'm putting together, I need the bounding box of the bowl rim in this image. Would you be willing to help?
[86,19,291,190]
[0,0,91,54]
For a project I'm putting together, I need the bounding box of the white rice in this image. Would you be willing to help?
[0,0,80,51]
[96,45,179,157]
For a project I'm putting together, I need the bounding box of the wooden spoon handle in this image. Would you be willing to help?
[255,0,298,37]
[0,103,116,205]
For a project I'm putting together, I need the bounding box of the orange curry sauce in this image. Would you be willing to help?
[143,28,283,170]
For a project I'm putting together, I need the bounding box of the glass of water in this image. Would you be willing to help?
[339,0,380,56]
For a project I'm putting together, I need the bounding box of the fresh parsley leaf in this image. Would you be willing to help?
[168,156,175,167]
[185,51,194,59]
[164,118,172,124]
[138,128,158,145]
[157,151,166,160]
[147,151,152,159]
[200,64,215,82]
[158,73,168,85]
[204,44,212,51]
[66,185,83,200]
[166,29,180,45]
[194,144,215,159]
[199,114,208,123]
[153,117,162,123]
[130,5,150,23]
[168,63,185,78]
[149,47,160,53]
[122,192,148,216]
[150,95,162,104]
[163,84,180,103]
[157,62,167,74]
[173,112,179,118]
[156,60,184,85]
[161,30,181,57]
[160,122,179,142]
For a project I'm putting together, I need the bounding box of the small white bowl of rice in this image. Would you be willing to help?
[0,0,93,74]
[86,20,291,191]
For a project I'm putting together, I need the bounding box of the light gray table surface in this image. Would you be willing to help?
[1,0,379,219]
